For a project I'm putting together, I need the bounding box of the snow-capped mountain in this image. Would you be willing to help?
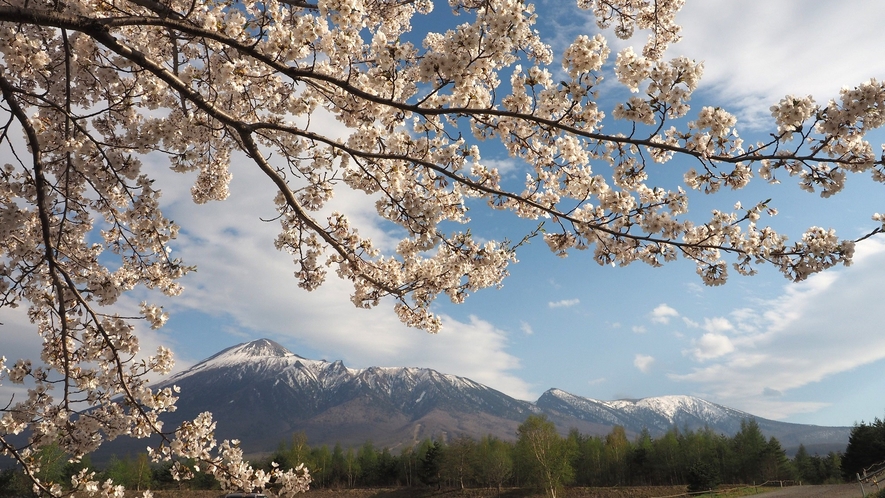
[535,388,849,453]
[99,339,849,459]
[536,388,754,433]
[150,339,539,452]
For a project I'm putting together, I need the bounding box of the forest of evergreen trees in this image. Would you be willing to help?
[3,416,863,496]
[841,417,885,481]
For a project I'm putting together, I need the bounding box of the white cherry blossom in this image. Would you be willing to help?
[1,0,885,496]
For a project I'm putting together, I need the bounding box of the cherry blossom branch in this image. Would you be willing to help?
[0,2,880,494]
[0,8,874,174]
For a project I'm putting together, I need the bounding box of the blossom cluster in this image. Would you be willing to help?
[1,0,884,496]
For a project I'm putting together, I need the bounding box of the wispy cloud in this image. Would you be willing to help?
[548,298,580,309]
[729,308,764,334]
[632,325,647,334]
[685,282,705,296]
[670,1,885,127]
[520,321,535,335]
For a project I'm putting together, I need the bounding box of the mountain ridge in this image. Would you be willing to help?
[98,338,849,460]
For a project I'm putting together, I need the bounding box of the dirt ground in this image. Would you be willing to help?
[301,487,690,497]
[130,484,871,498]
[134,488,690,498]
[757,483,867,498]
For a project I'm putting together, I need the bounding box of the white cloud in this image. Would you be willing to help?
[632,325,647,334]
[0,308,47,402]
[682,317,699,328]
[634,354,655,373]
[670,1,885,127]
[127,132,538,401]
[702,317,734,333]
[482,158,522,176]
[650,304,679,324]
[431,315,536,400]
[688,333,735,361]
[548,298,580,309]
[573,1,885,129]
[671,239,885,419]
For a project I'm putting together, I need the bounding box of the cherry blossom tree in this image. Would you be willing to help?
[1,0,884,496]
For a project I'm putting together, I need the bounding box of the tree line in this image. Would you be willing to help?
[3,415,854,497]
[225,416,848,493]
[842,417,885,481]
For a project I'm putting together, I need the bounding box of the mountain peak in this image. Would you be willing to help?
[545,388,577,398]
[235,338,294,357]
[169,338,301,378]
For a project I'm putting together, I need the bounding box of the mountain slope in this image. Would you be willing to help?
[97,339,849,460]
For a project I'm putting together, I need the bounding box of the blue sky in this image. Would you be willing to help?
[3,0,885,430]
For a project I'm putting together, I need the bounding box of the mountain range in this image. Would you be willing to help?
[102,338,850,459]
